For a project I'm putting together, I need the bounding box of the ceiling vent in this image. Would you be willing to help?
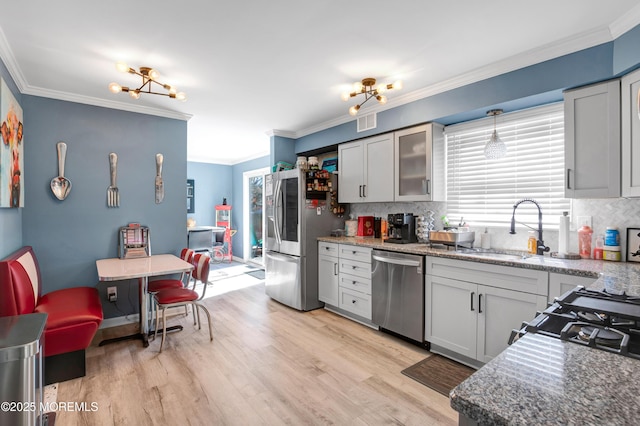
[357,112,377,132]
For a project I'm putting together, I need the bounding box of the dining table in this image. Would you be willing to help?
[96,254,194,347]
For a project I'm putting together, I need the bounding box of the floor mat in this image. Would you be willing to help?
[245,269,265,280]
[401,354,475,397]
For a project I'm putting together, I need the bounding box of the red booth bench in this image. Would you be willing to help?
[0,246,103,384]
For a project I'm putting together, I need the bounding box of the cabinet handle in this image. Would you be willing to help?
[363,184,367,197]
[359,185,363,197]
[470,291,475,311]
[352,300,356,304]
[334,263,338,275]
[352,265,357,270]
[426,179,430,195]
[479,294,483,314]
[566,169,572,190]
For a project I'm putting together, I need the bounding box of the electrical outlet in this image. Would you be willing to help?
[577,215,592,228]
[107,286,117,302]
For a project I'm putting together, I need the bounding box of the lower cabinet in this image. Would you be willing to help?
[548,272,597,304]
[318,242,372,321]
[318,242,339,307]
[425,257,548,364]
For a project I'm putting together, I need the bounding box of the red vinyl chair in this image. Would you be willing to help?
[147,248,194,328]
[153,253,213,352]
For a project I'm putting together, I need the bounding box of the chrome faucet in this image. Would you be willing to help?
[509,198,550,255]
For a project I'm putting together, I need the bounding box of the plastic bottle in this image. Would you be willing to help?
[593,235,604,260]
[480,228,491,249]
[605,227,620,246]
[578,224,593,259]
[527,231,537,254]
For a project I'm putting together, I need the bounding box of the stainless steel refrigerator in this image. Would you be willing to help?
[265,168,344,311]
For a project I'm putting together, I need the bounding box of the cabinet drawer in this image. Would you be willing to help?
[339,245,372,263]
[339,258,371,279]
[318,241,339,257]
[426,256,548,296]
[339,273,372,295]
[339,287,372,320]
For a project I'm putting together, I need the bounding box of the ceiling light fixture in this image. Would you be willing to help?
[108,62,186,101]
[341,77,402,116]
[484,109,507,159]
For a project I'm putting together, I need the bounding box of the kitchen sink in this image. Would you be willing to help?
[457,249,530,261]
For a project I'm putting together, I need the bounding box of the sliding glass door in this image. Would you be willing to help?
[243,167,269,266]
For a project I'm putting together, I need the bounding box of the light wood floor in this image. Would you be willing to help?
[56,277,457,425]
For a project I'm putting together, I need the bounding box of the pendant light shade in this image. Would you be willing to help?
[484,109,506,159]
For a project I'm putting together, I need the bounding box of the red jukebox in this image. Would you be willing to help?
[215,204,234,262]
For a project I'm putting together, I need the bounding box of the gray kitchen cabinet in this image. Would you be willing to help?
[319,243,373,321]
[318,242,339,306]
[394,123,445,202]
[564,79,621,198]
[338,134,394,203]
[338,245,372,319]
[425,257,548,365]
[622,67,640,197]
[548,272,597,304]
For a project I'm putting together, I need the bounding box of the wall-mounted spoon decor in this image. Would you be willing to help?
[50,141,72,200]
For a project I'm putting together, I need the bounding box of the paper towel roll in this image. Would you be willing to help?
[558,212,570,254]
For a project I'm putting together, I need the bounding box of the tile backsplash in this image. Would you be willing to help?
[349,198,640,261]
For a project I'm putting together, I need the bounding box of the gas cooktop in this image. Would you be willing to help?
[510,286,640,359]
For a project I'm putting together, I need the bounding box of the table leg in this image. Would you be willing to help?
[99,276,183,348]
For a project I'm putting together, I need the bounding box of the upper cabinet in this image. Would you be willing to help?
[338,134,394,203]
[394,123,445,202]
[564,79,621,198]
[622,68,640,197]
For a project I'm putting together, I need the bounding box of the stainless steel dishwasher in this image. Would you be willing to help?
[371,249,425,343]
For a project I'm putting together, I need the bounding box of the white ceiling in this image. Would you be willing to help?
[1,1,639,165]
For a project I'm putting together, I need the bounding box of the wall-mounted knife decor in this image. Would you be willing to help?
[155,153,164,204]
[107,152,120,207]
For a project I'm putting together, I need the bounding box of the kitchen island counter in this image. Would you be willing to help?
[449,332,640,425]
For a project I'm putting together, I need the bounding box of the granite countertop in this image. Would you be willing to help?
[321,236,640,424]
[318,236,640,296]
[449,333,640,425]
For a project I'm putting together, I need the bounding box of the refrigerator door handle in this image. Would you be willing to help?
[265,251,298,263]
[274,178,283,245]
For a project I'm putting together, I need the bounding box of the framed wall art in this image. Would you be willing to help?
[187,179,195,213]
[0,78,24,208]
[627,227,640,262]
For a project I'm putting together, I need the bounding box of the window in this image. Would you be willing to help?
[444,103,569,229]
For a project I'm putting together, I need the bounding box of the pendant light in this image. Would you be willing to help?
[484,109,506,159]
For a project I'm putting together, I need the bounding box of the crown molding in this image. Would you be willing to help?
[610,2,640,39]
[266,129,297,138]
[0,26,27,92]
[188,149,270,166]
[22,85,192,121]
[295,24,620,139]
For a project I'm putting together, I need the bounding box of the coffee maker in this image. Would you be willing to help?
[386,213,417,244]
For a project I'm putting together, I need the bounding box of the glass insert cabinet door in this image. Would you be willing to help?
[395,125,431,201]
[394,123,444,202]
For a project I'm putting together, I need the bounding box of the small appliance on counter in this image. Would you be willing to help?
[357,216,375,237]
[118,223,150,259]
[386,213,417,244]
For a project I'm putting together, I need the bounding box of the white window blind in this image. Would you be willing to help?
[444,103,569,229]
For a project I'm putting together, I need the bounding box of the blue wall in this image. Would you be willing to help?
[0,60,23,256]
[296,43,616,154]
[187,161,232,226]
[22,96,187,319]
